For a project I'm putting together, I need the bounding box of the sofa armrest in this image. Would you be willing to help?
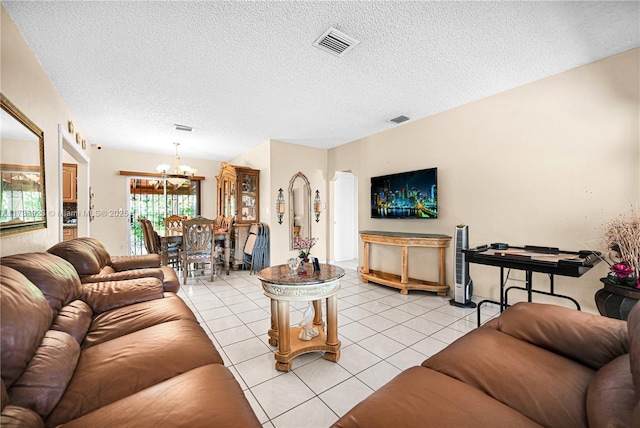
[485,302,628,370]
[1,405,44,428]
[110,255,161,271]
[80,278,163,314]
[81,268,164,284]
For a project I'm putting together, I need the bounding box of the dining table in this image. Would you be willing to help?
[157,227,231,275]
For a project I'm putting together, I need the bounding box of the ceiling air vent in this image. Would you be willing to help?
[174,124,193,132]
[389,115,410,124]
[313,27,359,57]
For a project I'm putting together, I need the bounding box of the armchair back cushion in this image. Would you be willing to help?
[48,238,111,276]
[1,253,81,314]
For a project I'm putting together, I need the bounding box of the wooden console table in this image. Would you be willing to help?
[360,230,451,296]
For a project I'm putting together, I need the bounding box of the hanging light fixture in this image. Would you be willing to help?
[156,142,198,187]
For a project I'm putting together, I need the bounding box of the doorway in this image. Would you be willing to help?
[58,125,89,241]
[333,171,358,266]
[127,177,200,255]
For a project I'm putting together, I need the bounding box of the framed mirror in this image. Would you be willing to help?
[1,93,47,236]
[288,171,312,250]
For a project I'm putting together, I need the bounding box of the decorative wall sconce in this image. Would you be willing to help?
[276,188,285,224]
[314,190,322,223]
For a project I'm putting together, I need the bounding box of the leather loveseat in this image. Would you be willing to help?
[0,239,261,427]
[333,302,639,428]
[47,237,180,293]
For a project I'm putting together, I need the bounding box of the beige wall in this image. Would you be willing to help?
[1,6,90,255]
[230,140,328,266]
[89,146,219,254]
[229,139,272,225]
[328,48,640,314]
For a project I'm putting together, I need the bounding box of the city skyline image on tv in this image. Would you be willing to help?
[370,167,438,219]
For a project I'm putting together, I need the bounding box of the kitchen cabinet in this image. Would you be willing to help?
[63,226,77,241]
[62,163,77,202]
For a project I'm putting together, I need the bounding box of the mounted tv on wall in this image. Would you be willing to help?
[371,167,438,219]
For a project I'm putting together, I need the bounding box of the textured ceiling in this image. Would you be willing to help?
[4,1,639,161]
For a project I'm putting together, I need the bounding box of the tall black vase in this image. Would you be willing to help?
[595,278,640,320]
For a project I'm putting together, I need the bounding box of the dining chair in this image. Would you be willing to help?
[141,218,180,268]
[242,223,259,273]
[139,218,156,255]
[181,216,220,284]
[214,215,234,274]
[164,215,183,234]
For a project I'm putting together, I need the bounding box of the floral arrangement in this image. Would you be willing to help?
[603,211,640,288]
[293,236,318,260]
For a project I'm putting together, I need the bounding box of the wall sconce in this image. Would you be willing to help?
[314,190,322,223]
[276,188,285,224]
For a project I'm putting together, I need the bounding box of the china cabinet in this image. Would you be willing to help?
[216,162,260,269]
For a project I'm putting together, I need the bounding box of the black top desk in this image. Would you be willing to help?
[463,244,601,326]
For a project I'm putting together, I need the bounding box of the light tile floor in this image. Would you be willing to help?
[176,261,499,428]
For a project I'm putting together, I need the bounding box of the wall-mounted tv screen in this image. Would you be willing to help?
[371,167,437,219]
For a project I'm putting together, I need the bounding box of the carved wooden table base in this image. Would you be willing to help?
[259,264,344,372]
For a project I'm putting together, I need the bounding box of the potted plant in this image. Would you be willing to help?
[595,210,640,319]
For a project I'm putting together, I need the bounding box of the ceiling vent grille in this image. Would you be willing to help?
[174,124,193,132]
[389,115,410,124]
[313,27,359,57]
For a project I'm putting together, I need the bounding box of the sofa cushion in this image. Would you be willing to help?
[586,354,635,428]
[46,319,223,427]
[82,293,196,349]
[80,278,164,314]
[0,266,53,389]
[8,331,80,419]
[57,364,262,428]
[423,326,593,427]
[48,238,111,276]
[50,300,93,345]
[486,302,629,370]
[1,253,81,314]
[332,366,542,428]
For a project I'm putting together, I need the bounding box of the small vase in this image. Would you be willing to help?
[299,257,309,274]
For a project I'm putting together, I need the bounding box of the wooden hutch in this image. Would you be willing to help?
[216,162,260,269]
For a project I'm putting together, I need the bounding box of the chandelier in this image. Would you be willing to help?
[156,142,197,187]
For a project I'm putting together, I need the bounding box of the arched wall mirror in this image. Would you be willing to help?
[288,171,312,250]
[1,93,47,236]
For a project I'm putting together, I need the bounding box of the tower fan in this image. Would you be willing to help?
[450,225,476,308]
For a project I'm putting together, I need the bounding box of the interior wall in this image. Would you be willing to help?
[328,48,640,314]
[229,140,272,225]
[0,5,91,255]
[89,146,219,255]
[229,140,329,267]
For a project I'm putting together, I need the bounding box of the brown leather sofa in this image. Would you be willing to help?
[47,237,180,293]
[1,241,261,427]
[334,302,639,428]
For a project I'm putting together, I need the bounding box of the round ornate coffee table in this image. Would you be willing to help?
[258,263,345,372]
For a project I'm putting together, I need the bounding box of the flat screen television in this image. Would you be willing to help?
[371,167,437,219]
